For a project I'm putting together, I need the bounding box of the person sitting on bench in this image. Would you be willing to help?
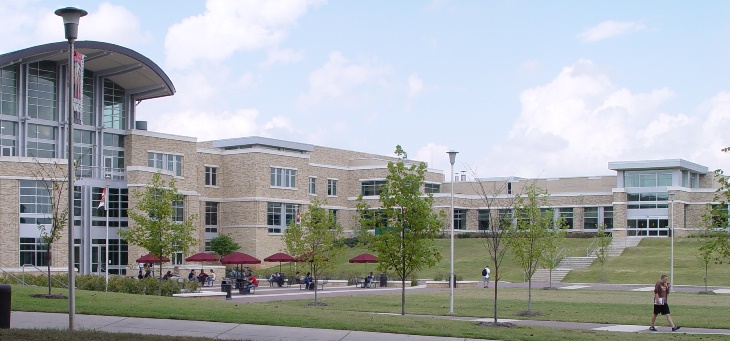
[365,272,374,288]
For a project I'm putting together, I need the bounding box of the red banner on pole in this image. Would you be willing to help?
[72,51,85,124]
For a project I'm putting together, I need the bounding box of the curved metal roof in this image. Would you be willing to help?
[0,41,175,101]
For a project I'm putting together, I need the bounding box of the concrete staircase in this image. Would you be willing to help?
[531,237,644,284]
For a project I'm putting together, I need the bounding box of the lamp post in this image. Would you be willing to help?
[447,150,458,315]
[668,192,675,290]
[55,6,87,331]
[104,174,111,292]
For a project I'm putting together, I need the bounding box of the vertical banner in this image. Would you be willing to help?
[72,51,85,124]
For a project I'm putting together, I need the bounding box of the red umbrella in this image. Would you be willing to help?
[220,252,261,265]
[185,252,220,271]
[136,253,170,263]
[264,252,297,273]
[349,253,378,263]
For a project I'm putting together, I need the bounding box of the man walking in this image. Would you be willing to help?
[482,265,490,288]
[650,274,680,332]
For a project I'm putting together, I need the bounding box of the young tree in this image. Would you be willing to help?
[712,147,730,261]
[209,235,240,257]
[541,221,566,289]
[594,224,613,282]
[30,160,69,295]
[284,199,343,305]
[120,172,198,295]
[507,183,556,315]
[470,175,521,323]
[697,206,721,294]
[357,145,444,316]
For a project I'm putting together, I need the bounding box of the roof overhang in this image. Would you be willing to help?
[212,136,314,152]
[0,41,175,101]
[608,159,709,174]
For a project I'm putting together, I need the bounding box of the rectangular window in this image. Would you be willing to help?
[0,65,18,116]
[361,180,386,196]
[92,187,128,218]
[27,61,57,121]
[424,183,440,194]
[103,79,126,129]
[267,202,299,233]
[478,209,490,230]
[328,179,337,196]
[270,167,296,188]
[27,124,56,158]
[583,207,599,230]
[559,208,573,229]
[103,133,125,178]
[205,166,217,186]
[205,202,218,232]
[454,209,466,230]
[625,170,673,187]
[147,152,183,176]
[1,121,18,156]
[309,177,316,195]
[19,238,47,266]
[172,196,184,223]
[330,209,338,224]
[19,180,52,215]
[603,206,614,229]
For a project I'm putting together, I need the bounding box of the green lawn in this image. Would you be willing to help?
[261,237,594,282]
[564,238,730,286]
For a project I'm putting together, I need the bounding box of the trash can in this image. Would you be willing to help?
[379,273,388,287]
[220,281,232,300]
[0,284,10,329]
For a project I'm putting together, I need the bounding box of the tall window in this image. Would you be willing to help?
[309,177,316,194]
[92,187,128,218]
[270,167,296,188]
[205,202,218,233]
[603,206,614,229]
[267,202,299,233]
[103,133,125,176]
[329,209,338,225]
[425,183,440,194]
[103,79,126,129]
[27,124,56,158]
[0,65,18,116]
[148,152,182,176]
[361,180,386,196]
[107,239,128,274]
[74,129,95,177]
[19,238,47,266]
[205,166,217,186]
[328,179,337,196]
[454,209,466,230]
[0,121,17,156]
[478,209,490,230]
[172,196,184,223]
[584,207,599,230]
[27,61,57,121]
[81,70,94,126]
[559,208,573,229]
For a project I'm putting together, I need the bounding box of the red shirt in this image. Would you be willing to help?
[250,276,259,286]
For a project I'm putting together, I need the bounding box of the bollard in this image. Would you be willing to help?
[0,284,10,329]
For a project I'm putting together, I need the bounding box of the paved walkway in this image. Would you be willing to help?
[9,282,730,340]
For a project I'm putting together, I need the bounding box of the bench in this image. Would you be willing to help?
[299,279,328,290]
[172,291,227,298]
[268,278,288,287]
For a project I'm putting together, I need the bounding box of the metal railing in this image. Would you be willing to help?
[22,264,69,288]
[586,239,597,257]
[75,165,126,180]
[0,267,29,285]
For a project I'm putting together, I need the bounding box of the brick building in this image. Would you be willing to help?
[1,42,725,275]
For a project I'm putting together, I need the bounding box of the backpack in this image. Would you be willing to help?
[481,268,487,276]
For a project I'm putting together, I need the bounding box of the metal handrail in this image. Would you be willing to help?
[586,239,597,257]
[22,264,69,289]
[0,268,29,285]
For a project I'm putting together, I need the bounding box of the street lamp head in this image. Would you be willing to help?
[668,192,675,201]
[447,150,458,165]
[55,7,87,41]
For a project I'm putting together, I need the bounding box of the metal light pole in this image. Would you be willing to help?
[447,150,458,315]
[55,6,87,331]
[104,175,111,292]
[668,192,675,290]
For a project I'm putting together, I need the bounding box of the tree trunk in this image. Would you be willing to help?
[492,273,498,323]
[47,246,52,295]
[527,277,532,313]
[548,268,552,288]
[401,278,406,315]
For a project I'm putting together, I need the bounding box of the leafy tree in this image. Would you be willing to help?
[507,183,557,315]
[713,147,730,261]
[697,206,722,293]
[471,175,522,323]
[284,199,343,304]
[541,221,566,288]
[119,172,198,296]
[30,160,68,295]
[594,224,613,282]
[209,235,240,257]
[356,145,444,316]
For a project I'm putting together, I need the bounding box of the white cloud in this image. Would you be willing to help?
[408,74,424,98]
[578,20,645,43]
[298,51,392,108]
[165,0,322,69]
[261,48,304,67]
[477,59,719,178]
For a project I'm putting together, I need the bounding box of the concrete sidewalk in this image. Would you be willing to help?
[10,311,730,340]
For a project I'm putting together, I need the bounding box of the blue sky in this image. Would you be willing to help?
[2,1,729,179]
